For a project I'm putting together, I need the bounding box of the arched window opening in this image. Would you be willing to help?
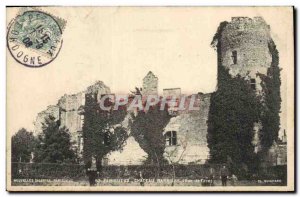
[231,50,237,64]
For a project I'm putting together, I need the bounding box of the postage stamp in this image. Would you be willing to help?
[7,7,66,67]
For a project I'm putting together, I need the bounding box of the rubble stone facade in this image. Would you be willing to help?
[58,92,85,150]
[34,105,60,136]
[34,73,211,165]
[163,88,181,99]
[266,130,287,166]
[219,17,272,93]
[163,94,211,164]
[142,71,158,95]
[34,81,111,156]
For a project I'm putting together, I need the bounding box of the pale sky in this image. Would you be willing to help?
[7,7,293,135]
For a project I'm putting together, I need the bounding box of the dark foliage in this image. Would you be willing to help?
[207,66,260,173]
[129,104,171,166]
[34,115,77,163]
[129,98,172,179]
[82,92,128,171]
[11,128,35,162]
[207,22,282,173]
[258,39,282,152]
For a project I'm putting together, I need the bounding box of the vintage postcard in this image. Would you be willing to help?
[6,6,294,192]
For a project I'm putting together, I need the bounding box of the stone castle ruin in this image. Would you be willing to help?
[34,17,286,166]
[34,71,211,165]
[34,81,111,156]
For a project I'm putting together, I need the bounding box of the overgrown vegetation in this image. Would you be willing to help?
[34,116,77,163]
[82,92,128,172]
[11,128,35,162]
[207,66,260,174]
[129,94,172,180]
[208,21,282,174]
[258,39,282,152]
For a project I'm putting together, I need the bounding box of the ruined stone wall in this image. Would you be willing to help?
[34,76,211,165]
[105,94,211,165]
[220,17,272,92]
[86,81,111,101]
[58,81,111,153]
[163,88,181,98]
[34,105,60,136]
[58,92,84,147]
[103,72,211,165]
[142,71,158,95]
[267,141,287,166]
[34,81,111,154]
[163,93,211,164]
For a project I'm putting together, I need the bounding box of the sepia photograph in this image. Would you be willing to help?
[5,6,294,192]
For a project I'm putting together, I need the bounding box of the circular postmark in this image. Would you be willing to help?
[7,10,63,68]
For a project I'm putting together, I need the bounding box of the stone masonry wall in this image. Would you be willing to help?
[219,17,274,153]
[57,92,84,150]
[34,81,111,154]
[142,71,158,95]
[163,93,211,164]
[220,17,272,92]
[34,75,211,165]
[34,105,60,136]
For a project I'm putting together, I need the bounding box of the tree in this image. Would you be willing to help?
[258,39,282,153]
[129,98,172,179]
[82,92,128,173]
[207,66,260,174]
[11,128,35,162]
[34,115,77,163]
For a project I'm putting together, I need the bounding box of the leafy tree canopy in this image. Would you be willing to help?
[34,115,77,163]
[82,92,128,171]
[129,100,172,166]
[258,39,282,152]
[12,128,35,162]
[207,66,260,173]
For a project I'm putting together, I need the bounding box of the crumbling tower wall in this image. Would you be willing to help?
[220,17,272,92]
[142,71,158,95]
[217,17,275,153]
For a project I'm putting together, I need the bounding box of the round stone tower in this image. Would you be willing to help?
[219,17,272,92]
[215,17,277,153]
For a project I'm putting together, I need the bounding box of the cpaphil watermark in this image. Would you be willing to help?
[97,94,201,112]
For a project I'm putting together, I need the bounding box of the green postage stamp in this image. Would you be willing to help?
[7,7,66,67]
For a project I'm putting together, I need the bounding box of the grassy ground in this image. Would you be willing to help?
[12,177,286,187]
